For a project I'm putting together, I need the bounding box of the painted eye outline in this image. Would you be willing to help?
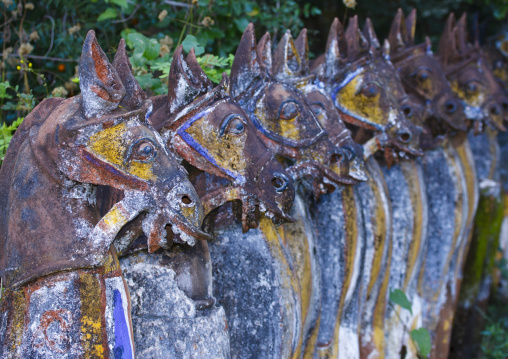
[219,114,247,137]
[310,101,326,117]
[278,99,300,121]
[410,66,432,83]
[358,82,381,98]
[124,138,158,165]
[463,79,483,96]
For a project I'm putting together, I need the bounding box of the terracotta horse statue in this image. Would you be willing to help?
[267,27,370,358]
[206,22,363,359]
[310,15,425,359]
[110,42,297,358]
[386,9,477,359]
[0,30,207,358]
[436,13,507,359]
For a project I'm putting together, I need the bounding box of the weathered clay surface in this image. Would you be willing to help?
[0,30,208,358]
[381,159,428,359]
[310,184,365,359]
[120,251,230,359]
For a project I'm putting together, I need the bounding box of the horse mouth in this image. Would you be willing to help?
[144,209,211,253]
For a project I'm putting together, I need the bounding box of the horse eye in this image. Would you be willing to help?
[310,103,325,116]
[226,117,246,135]
[361,83,380,98]
[465,80,482,95]
[417,69,430,82]
[129,139,157,163]
[280,101,299,120]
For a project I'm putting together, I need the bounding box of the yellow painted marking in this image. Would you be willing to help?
[79,272,105,358]
[259,215,302,358]
[366,159,391,359]
[437,141,465,302]
[401,160,424,290]
[337,75,386,127]
[317,186,358,359]
[449,80,485,108]
[365,160,388,296]
[184,115,248,175]
[453,136,479,273]
[103,205,128,229]
[103,249,121,274]
[9,289,26,352]
[88,122,155,181]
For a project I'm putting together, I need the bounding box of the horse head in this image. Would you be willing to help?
[438,13,507,133]
[388,9,467,147]
[230,24,358,198]
[312,16,423,166]
[0,31,208,289]
[150,45,295,232]
[272,28,367,184]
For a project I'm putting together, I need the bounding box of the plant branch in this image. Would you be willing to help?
[43,15,55,58]
[1,53,78,63]
[111,5,141,24]
[163,1,190,8]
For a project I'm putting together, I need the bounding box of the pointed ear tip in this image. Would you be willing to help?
[117,38,126,50]
[85,29,96,39]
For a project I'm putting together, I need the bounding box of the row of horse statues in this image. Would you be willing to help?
[1,8,508,359]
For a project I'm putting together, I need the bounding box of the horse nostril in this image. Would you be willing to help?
[445,101,457,114]
[402,104,413,118]
[330,153,344,164]
[490,104,501,116]
[181,195,192,205]
[502,102,508,111]
[398,130,412,144]
[272,173,289,192]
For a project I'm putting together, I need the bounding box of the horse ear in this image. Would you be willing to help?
[438,13,457,66]
[456,13,468,54]
[295,29,309,73]
[230,23,261,98]
[388,9,407,52]
[79,30,125,118]
[345,15,368,60]
[363,17,380,51]
[113,38,146,110]
[257,32,273,76]
[406,8,417,45]
[323,18,344,79]
[273,30,302,80]
[167,46,213,113]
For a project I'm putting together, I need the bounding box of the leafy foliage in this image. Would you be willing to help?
[410,328,432,358]
[389,288,432,358]
[0,117,24,166]
[389,289,413,315]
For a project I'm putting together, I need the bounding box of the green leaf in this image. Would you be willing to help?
[411,328,431,357]
[233,18,250,33]
[110,0,128,9]
[97,8,118,21]
[181,35,205,56]
[126,33,160,61]
[0,81,12,100]
[389,289,412,314]
[144,38,160,60]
